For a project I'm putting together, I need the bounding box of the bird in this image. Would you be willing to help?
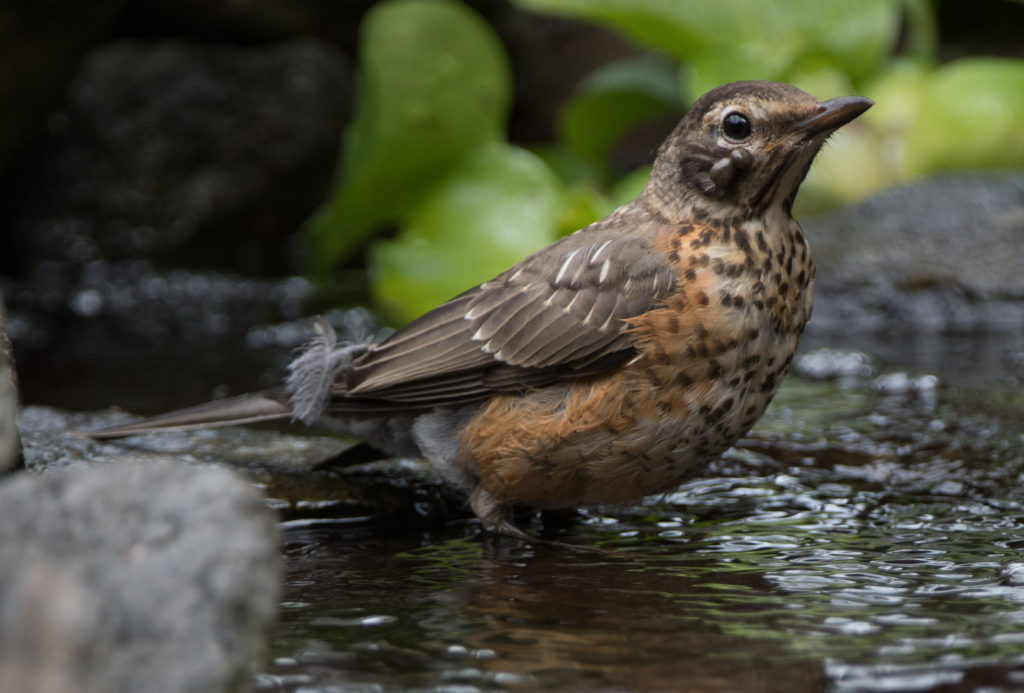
[83,80,872,541]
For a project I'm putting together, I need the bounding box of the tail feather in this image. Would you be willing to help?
[76,391,292,439]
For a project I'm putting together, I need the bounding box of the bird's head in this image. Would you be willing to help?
[647,80,872,220]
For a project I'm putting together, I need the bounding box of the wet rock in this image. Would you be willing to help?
[8,38,352,278]
[0,299,21,472]
[0,458,281,693]
[18,405,344,475]
[807,173,1024,332]
[19,405,463,529]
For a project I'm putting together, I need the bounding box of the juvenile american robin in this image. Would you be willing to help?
[85,81,872,540]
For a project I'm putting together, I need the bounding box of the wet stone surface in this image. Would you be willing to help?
[0,456,282,693]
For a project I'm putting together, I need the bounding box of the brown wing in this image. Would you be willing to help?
[337,230,678,406]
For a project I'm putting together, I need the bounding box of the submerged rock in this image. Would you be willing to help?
[0,459,281,692]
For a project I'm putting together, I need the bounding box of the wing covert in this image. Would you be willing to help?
[342,231,679,403]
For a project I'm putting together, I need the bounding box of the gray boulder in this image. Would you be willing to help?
[807,173,1024,332]
[0,460,281,693]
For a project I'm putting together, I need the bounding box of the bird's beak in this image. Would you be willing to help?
[791,95,873,138]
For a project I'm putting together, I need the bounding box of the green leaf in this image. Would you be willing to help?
[512,0,900,99]
[558,55,684,161]
[305,0,511,274]
[369,143,563,323]
[905,58,1024,176]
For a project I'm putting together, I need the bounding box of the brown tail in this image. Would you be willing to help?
[76,391,293,439]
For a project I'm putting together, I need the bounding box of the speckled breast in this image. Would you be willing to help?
[458,216,814,509]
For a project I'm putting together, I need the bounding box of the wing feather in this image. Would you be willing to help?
[338,227,680,405]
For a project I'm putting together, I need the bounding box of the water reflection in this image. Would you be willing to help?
[258,372,1024,692]
[260,497,1024,691]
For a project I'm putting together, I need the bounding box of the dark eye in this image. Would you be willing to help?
[722,112,752,141]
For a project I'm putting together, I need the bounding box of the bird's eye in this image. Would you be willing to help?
[722,112,752,142]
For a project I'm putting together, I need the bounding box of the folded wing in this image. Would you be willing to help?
[337,231,678,408]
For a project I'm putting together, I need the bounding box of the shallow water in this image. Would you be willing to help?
[243,332,1024,693]
[17,326,1024,692]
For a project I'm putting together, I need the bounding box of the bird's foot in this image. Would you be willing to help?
[470,486,615,554]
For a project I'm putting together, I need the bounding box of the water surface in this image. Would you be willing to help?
[249,331,1024,692]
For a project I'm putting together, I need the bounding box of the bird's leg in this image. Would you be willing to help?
[470,485,536,542]
[469,485,617,554]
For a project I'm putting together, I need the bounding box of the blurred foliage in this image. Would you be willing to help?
[305,0,511,277]
[557,54,683,166]
[308,0,1024,323]
[370,142,561,319]
[516,0,901,96]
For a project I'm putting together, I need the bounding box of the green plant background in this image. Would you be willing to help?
[306,0,1024,323]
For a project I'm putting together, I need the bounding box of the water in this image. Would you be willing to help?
[256,495,1024,691]
[16,324,1024,692]
[244,333,1024,693]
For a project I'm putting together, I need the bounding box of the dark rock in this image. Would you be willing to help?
[19,403,463,528]
[122,0,374,50]
[0,299,21,472]
[0,458,281,693]
[807,173,1024,332]
[5,293,373,414]
[8,38,352,278]
[496,8,639,145]
[0,0,127,178]
[18,404,343,474]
